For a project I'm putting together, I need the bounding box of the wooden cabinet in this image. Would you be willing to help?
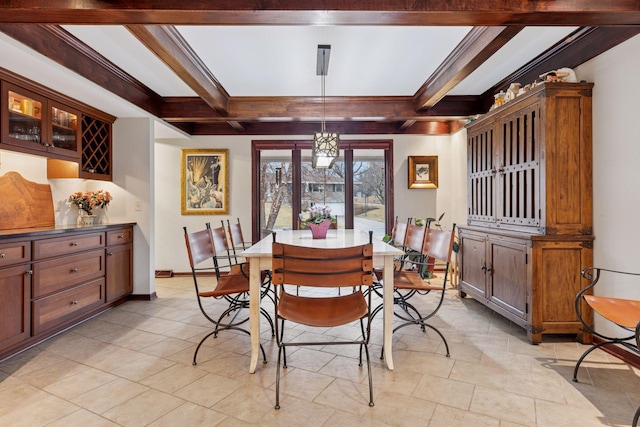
[0,240,31,354]
[460,83,594,344]
[460,229,529,322]
[2,81,80,160]
[0,67,115,181]
[0,224,134,360]
[106,228,133,303]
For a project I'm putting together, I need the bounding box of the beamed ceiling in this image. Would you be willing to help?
[0,1,639,137]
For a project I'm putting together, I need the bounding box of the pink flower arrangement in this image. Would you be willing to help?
[69,190,112,215]
[299,204,336,227]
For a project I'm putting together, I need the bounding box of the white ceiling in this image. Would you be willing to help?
[1,25,579,137]
[61,25,577,98]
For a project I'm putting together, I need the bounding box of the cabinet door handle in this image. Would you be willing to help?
[486,265,493,273]
[117,234,124,239]
[481,262,487,272]
[71,300,78,305]
[0,253,5,258]
[71,267,78,273]
[107,252,113,256]
[71,242,78,246]
[26,270,33,275]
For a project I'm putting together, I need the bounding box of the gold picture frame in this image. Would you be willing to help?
[181,148,229,215]
[408,155,438,189]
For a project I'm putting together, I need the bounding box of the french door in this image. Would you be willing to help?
[251,140,394,242]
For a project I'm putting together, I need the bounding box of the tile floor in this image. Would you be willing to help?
[1,276,639,426]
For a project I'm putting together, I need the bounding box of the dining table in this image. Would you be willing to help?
[241,228,404,373]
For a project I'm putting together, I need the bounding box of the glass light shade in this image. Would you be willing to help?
[312,132,339,169]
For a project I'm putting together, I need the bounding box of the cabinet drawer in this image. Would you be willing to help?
[33,249,104,298]
[32,278,104,335]
[0,241,30,268]
[107,228,133,246]
[33,232,105,260]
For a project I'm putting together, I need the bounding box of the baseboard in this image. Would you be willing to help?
[593,336,640,369]
[129,292,157,301]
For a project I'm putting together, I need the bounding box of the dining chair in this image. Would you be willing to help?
[572,267,640,426]
[379,224,456,358]
[572,267,640,378]
[226,218,251,262]
[270,231,375,410]
[371,221,427,320]
[210,224,275,330]
[183,224,272,366]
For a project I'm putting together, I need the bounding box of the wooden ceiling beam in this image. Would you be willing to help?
[187,119,460,136]
[0,24,162,115]
[126,25,230,115]
[415,26,523,110]
[160,95,484,122]
[1,1,639,26]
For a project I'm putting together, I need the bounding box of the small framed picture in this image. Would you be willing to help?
[181,148,229,215]
[408,155,438,189]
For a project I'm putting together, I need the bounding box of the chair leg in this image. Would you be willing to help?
[260,307,275,337]
[364,342,374,407]
[192,330,217,365]
[572,341,612,382]
[633,405,640,427]
[275,344,283,410]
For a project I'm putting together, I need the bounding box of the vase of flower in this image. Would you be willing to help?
[299,205,337,239]
[307,219,332,239]
[69,190,112,226]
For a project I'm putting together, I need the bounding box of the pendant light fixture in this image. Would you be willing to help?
[312,44,339,169]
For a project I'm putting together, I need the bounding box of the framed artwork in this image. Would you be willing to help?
[181,148,229,215]
[408,155,438,189]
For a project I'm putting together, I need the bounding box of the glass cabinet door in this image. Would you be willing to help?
[49,102,80,157]
[4,85,45,151]
[2,82,81,160]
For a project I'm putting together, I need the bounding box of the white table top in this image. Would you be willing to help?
[241,229,404,258]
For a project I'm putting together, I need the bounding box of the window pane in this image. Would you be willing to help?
[301,149,345,229]
[353,149,386,237]
[260,151,292,234]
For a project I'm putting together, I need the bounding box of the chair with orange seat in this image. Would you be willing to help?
[183,223,272,366]
[572,267,640,426]
[380,224,457,358]
[270,231,375,410]
[371,221,427,320]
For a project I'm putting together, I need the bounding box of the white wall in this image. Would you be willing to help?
[154,134,458,273]
[112,118,154,296]
[575,34,640,334]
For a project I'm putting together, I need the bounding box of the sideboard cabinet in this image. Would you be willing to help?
[459,83,594,344]
[0,224,134,360]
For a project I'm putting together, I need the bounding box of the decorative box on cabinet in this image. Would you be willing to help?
[460,82,594,344]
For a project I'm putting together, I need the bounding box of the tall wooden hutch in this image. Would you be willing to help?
[459,82,594,344]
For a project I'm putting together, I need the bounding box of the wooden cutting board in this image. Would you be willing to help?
[0,171,55,230]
